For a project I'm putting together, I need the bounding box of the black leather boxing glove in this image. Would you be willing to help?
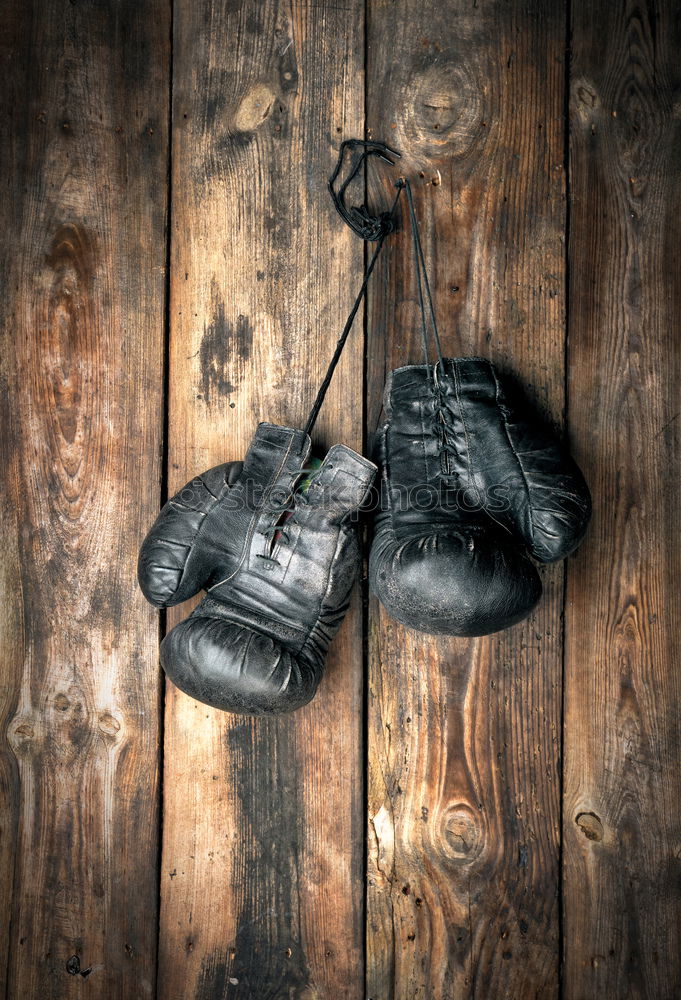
[138,422,376,715]
[437,357,592,563]
[369,363,542,636]
[369,360,590,637]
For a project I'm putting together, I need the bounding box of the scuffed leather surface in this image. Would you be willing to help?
[369,429,543,637]
[138,422,376,715]
[429,358,592,562]
[369,359,591,636]
[137,459,244,607]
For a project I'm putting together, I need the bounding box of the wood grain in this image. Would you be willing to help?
[1,2,679,996]
[563,1,681,995]
[159,2,366,997]
[365,1,568,996]
[0,0,169,996]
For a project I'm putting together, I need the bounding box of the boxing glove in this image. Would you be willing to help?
[369,360,590,636]
[434,357,591,563]
[138,422,376,715]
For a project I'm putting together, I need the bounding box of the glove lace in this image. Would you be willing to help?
[403,176,458,486]
[256,466,319,569]
[430,379,459,484]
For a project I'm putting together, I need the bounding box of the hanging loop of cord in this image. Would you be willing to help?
[328,139,402,241]
[401,177,445,380]
[304,141,403,437]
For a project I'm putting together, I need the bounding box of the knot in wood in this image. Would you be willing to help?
[7,714,41,757]
[234,83,276,133]
[575,811,604,842]
[98,712,122,740]
[398,61,485,159]
[439,803,484,863]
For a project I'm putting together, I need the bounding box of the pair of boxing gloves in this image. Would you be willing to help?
[138,358,591,715]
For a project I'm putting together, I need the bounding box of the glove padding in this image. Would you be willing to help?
[138,423,376,714]
[436,358,591,562]
[369,360,591,636]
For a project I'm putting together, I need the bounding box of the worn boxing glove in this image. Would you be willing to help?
[138,422,375,715]
[437,357,592,563]
[369,360,590,636]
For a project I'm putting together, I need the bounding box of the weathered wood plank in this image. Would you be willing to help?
[159,2,365,997]
[563,2,681,995]
[0,1,169,996]
[365,1,568,996]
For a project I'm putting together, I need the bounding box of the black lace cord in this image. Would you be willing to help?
[328,139,402,240]
[402,179,464,491]
[256,471,317,569]
[303,178,404,438]
[257,140,404,567]
[401,179,432,375]
[403,177,445,376]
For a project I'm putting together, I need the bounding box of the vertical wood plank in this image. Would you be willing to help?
[0,1,169,996]
[160,2,365,997]
[564,1,681,995]
[365,1,568,996]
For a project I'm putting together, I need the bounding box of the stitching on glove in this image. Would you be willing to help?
[451,362,482,505]
[299,529,345,664]
[491,364,535,547]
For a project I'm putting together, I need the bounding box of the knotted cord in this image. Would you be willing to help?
[327,139,401,240]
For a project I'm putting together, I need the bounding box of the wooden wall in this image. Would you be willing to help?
[1,1,679,998]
